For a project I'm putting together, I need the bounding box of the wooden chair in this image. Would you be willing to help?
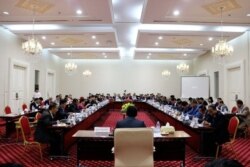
[30,112,42,127]
[231,106,238,114]
[4,106,11,115]
[22,103,28,111]
[18,116,43,159]
[114,128,154,167]
[216,116,239,159]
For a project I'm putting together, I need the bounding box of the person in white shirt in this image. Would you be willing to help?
[236,100,250,129]
[33,89,41,99]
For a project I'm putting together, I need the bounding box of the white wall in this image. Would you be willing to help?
[0,27,61,115]
[58,58,193,98]
[193,31,250,106]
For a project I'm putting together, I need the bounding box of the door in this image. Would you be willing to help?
[46,72,55,99]
[227,67,241,110]
[10,65,27,114]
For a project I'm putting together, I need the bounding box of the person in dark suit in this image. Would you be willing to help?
[34,102,61,155]
[115,105,146,128]
[204,105,229,145]
[203,105,229,156]
[55,99,68,120]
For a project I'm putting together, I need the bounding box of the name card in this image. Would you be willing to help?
[94,127,111,136]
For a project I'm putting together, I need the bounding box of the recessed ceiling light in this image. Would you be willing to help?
[247,14,250,17]
[158,36,163,40]
[148,53,152,56]
[42,36,46,40]
[51,42,55,45]
[96,41,100,45]
[147,56,150,59]
[200,43,203,46]
[102,52,106,56]
[67,52,70,56]
[104,55,107,58]
[3,11,9,15]
[76,10,82,15]
[208,37,213,41]
[173,10,180,16]
[155,42,159,46]
[91,35,96,39]
[184,53,187,56]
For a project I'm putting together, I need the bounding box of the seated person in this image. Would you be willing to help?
[187,99,199,116]
[55,99,69,120]
[196,105,206,122]
[115,106,146,128]
[29,98,41,111]
[67,98,80,112]
[34,102,62,156]
[203,105,229,155]
[235,99,250,129]
[205,158,243,167]
[217,100,229,113]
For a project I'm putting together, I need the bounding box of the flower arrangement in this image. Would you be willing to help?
[121,103,135,114]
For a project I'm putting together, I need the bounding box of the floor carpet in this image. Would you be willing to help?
[0,111,249,167]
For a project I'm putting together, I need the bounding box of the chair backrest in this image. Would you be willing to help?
[4,106,11,114]
[35,112,42,122]
[22,103,28,111]
[19,116,32,142]
[228,116,239,141]
[114,128,154,167]
[231,106,238,114]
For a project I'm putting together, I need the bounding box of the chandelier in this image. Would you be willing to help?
[177,63,189,73]
[212,7,233,57]
[64,53,77,75]
[161,70,171,77]
[22,5,43,55]
[83,70,92,77]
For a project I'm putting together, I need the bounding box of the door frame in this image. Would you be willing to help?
[224,60,245,106]
[45,69,56,99]
[8,58,30,106]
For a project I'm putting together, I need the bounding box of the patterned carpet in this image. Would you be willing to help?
[0,111,249,167]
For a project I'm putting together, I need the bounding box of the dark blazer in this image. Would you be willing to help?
[34,110,56,143]
[115,117,146,128]
[55,107,68,120]
[210,111,229,144]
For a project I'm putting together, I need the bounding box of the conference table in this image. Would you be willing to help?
[0,111,37,137]
[73,130,190,167]
[51,101,217,163]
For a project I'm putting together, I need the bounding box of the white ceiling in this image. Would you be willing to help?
[0,0,250,60]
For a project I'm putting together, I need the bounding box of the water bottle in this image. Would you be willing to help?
[156,121,161,132]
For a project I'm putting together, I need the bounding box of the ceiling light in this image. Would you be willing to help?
[42,36,46,40]
[92,35,96,39]
[76,10,82,15]
[212,7,233,58]
[102,52,106,56]
[158,36,163,40]
[208,37,213,41]
[183,53,187,56]
[83,70,92,77]
[173,10,180,16]
[148,53,152,56]
[177,63,189,73]
[95,41,100,45]
[21,7,42,55]
[104,55,107,58]
[3,11,9,15]
[155,42,159,46]
[147,56,150,59]
[67,52,70,56]
[51,42,55,45]
[247,14,250,17]
[200,43,203,46]
[162,70,171,77]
